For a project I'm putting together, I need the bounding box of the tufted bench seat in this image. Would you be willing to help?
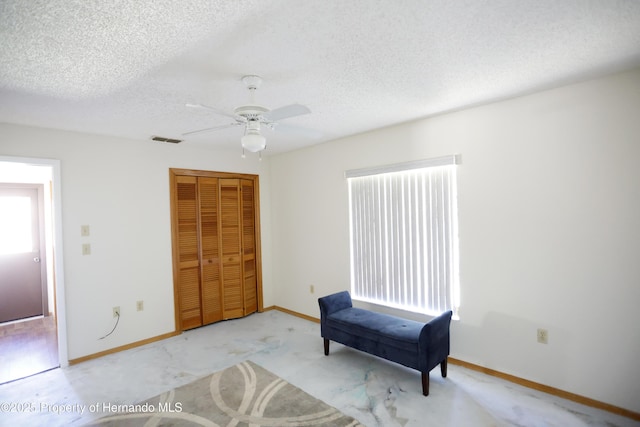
[318,290,452,396]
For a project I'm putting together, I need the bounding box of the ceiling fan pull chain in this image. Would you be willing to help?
[249,86,256,105]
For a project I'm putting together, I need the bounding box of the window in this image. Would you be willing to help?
[346,155,460,317]
[0,195,34,255]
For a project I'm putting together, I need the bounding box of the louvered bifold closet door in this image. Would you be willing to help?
[241,179,258,315]
[219,179,244,319]
[175,176,202,330]
[198,177,223,324]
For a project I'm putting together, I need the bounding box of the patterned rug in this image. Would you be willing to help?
[87,360,362,426]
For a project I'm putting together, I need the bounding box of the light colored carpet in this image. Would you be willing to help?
[87,360,362,426]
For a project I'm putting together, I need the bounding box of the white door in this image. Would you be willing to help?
[0,186,47,323]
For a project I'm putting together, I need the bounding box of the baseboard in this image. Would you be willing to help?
[269,305,639,421]
[68,308,309,365]
[67,308,292,365]
[448,358,639,421]
[266,305,320,323]
[68,331,179,365]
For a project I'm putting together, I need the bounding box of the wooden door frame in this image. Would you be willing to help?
[169,168,264,332]
[0,156,67,368]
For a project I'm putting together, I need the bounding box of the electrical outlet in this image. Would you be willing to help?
[113,306,120,318]
[136,300,144,311]
[537,328,548,344]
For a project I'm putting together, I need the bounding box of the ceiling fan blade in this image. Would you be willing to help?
[270,122,323,139]
[182,122,241,136]
[264,104,311,122]
[186,103,239,120]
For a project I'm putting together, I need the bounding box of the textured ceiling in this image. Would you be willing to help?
[1,0,640,155]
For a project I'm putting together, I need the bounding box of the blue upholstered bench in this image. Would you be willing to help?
[318,291,452,396]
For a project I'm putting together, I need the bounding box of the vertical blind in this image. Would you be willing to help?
[346,155,460,317]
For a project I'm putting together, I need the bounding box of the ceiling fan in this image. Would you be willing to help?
[183,75,311,154]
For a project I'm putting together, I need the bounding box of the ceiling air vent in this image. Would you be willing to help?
[151,136,182,144]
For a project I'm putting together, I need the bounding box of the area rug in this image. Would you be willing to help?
[87,360,363,426]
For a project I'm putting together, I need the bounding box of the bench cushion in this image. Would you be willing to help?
[326,307,423,352]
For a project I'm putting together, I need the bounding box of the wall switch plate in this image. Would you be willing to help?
[136,300,144,311]
[310,284,315,294]
[82,243,91,255]
[81,225,90,236]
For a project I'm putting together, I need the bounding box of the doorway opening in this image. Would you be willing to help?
[0,157,67,383]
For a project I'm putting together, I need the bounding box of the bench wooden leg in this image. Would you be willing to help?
[324,338,330,356]
[421,372,429,396]
[441,357,448,378]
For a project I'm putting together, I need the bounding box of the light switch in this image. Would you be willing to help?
[81,225,90,236]
[82,243,91,255]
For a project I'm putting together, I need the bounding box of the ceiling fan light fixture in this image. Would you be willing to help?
[241,131,266,153]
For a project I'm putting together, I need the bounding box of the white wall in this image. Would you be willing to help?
[1,68,638,412]
[0,125,274,360]
[269,68,640,412]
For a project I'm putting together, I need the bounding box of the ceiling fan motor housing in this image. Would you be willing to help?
[234,104,270,122]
